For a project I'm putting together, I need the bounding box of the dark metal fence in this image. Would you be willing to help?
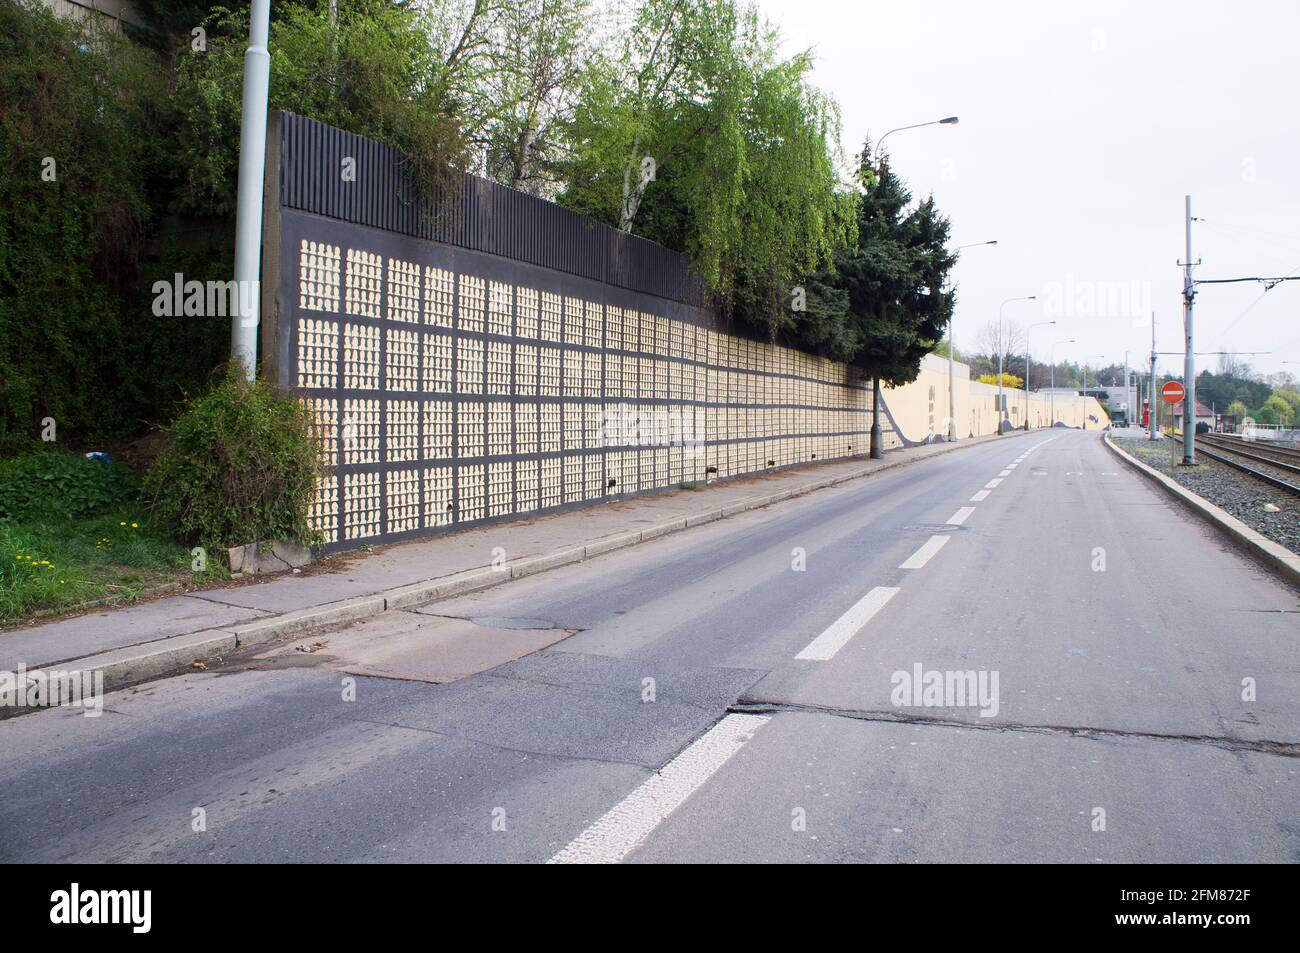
[278,112,703,306]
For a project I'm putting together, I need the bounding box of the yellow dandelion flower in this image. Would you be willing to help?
[131,522,138,528]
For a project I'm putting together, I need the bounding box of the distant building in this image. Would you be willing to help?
[1171,401,1216,432]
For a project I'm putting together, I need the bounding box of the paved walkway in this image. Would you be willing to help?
[0,433,1025,673]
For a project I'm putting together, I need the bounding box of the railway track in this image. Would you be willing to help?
[1197,435,1300,477]
[1171,432,1300,497]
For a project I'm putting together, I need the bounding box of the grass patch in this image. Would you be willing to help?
[0,511,223,627]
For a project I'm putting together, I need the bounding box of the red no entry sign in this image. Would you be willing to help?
[1161,380,1186,405]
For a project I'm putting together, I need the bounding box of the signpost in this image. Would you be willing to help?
[1161,380,1186,465]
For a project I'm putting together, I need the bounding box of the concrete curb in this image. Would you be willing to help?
[3,429,1041,717]
[0,629,238,721]
[1105,434,1300,591]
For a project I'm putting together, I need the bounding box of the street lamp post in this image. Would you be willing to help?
[949,240,999,441]
[872,116,960,165]
[868,116,958,459]
[998,295,1036,434]
[231,0,272,381]
[1049,339,1076,426]
[1023,320,1057,430]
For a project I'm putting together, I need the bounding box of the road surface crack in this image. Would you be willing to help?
[729,699,1300,758]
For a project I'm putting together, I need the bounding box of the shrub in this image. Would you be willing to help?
[0,449,140,521]
[143,369,322,550]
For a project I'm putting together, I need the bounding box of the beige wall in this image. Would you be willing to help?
[883,353,1108,444]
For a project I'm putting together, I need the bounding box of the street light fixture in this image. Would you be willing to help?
[1024,320,1056,430]
[867,115,959,459]
[873,116,960,164]
[948,240,999,441]
[997,295,1036,433]
[1050,338,1076,426]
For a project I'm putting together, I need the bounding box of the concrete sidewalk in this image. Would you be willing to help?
[0,431,1032,701]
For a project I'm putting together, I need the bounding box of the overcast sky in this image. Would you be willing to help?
[754,0,1300,380]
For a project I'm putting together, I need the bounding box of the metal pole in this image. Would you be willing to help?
[946,240,997,439]
[1123,350,1129,426]
[996,296,1034,433]
[231,0,272,380]
[1149,311,1156,441]
[996,318,1004,431]
[1182,195,1197,464]
[948,330,957,441]
[870,377,884,458]
[1024,347,1030,431]
[1022,320,1055,431]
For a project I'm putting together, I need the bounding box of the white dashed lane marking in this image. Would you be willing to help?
[548,713,770,864]
[947,507,975,526]
[900,534,951,570]
[795,586,901,661]
[970,489,991,502]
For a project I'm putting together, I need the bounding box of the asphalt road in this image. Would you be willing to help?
[3,430,1297,863]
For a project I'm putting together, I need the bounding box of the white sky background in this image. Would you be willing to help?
[752,0,1300,379]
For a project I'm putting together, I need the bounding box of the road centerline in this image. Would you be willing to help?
[547,713,770,864]
[947,506,975,526]
[794,586,901,661]
[899,534,951,570]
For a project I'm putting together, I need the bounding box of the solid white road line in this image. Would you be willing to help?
[548,713,770,864]
[900,534,951,570]
[946,506,975,526]
[795,586,901,661]
[984,478,1003,489]
[970,489,991,502]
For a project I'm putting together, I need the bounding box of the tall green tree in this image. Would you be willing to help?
[805,144,956,447]
[479,0,593,195]
[558,0,852,336]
